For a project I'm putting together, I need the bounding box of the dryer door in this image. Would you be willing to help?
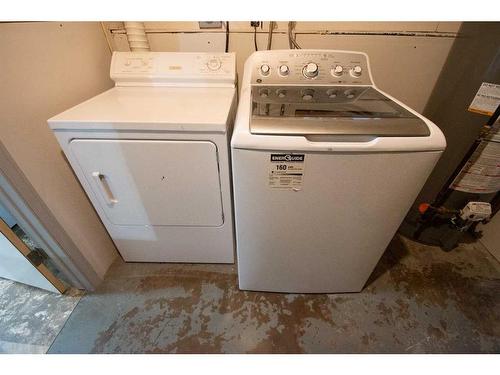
[69,139,224,227]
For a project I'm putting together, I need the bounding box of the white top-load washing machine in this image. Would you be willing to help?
[49,52,236,263]
[231,50,446,293]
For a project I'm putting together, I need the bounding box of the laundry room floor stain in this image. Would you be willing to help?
[48,235,500,353]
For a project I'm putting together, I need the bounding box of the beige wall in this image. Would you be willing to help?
[0,22,118,281]
[106,21,460,112]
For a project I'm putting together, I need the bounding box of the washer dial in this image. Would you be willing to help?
[279,65,290,76]
[260,64,271,76]
[351,65,362,77]
[344,89,356,99]
[301,89,315,100]
[276,89,287,98]
[259,88,270,98]
[326,89,338,99]
[331,65,344,77]
[303,62,319,79]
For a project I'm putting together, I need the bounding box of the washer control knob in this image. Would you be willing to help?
[260,64,271,76]
[326,89,338,99]
[331,65,344,77]
[344,89,356,99]
[279,65,290,76]
[276,89,287,98]
[207,57,222,71]
[351,65,362,77]
[302,89,315,101]
[303,62,319,78]
[259,88,270,98]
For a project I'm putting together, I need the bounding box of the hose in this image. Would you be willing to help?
[267,21,274,50]
[124,21,150,52]
[254,25,258,51]
[288,21,301,49]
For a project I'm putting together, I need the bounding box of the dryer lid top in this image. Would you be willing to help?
[48,86,235,133]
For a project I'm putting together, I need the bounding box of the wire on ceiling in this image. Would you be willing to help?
[267,21,275,50]
[225,21,229,53]
[288,21,301,49]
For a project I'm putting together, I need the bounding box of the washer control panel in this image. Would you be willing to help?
[111,52,236,86]
[253,86,370,104]
[251,50,371,86]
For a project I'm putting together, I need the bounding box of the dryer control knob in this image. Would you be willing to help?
[331,65,343,77]
[302,89,315,100]
[351,65,362,77]
[207,57,222,71]
[303,62,319,78]
[260,64,271,76]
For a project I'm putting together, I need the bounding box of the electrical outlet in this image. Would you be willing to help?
[250,21,261,28]
[199,21,223,29]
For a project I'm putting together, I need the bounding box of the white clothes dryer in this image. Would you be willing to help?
[49,52,236,263]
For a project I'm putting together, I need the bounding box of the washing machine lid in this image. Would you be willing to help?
[250,86,430,137]
[49,86,235,133]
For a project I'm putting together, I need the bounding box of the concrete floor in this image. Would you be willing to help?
[42,234,500,354]
[0,278,82,353]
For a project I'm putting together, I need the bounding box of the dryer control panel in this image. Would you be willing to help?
[250,50,372,86]
[111,52,236,87]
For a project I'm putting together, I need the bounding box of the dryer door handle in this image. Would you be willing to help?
[92,172,118,205]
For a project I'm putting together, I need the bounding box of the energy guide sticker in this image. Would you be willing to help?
[268,154,305,190]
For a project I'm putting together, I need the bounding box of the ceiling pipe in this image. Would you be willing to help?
[124,22,150,52]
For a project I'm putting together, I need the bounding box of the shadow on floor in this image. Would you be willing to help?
[365,235,409,288]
